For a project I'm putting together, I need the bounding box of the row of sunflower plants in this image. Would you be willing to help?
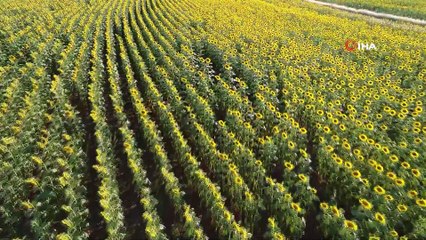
[71,0,120,99]
[86,2,126,238]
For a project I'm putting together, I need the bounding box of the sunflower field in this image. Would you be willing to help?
[0,0,425,239]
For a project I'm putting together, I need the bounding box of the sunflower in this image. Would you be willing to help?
[416,199,426,208]
[386,172,396,180]
[414,138,422,144]
[31,156,43,166]
[342,142,351,150]
[413,121,422,128]
[411,169,421,178]
[291,202,302,213]
[414,106,422,113]
[63,146,74,155]
[323,126,331,134]
[235,177,243,186]
[298,174,308,183]
[284,161,294,171]
[397,204,408,212]
[375,212,386,225]
[395,178,405,187]
[401,162,410,169]
[359,198,373,210]
[272,126,280,134]
[335,158,343,165]
[384,195,394,201]
[410,151,419,159]
[368,159,377,167]
[399,142,407,148]
[389,155,399,162]
[344,220,358,231]
[374,186,386,195]
[353,149,361,155]
[331,206,340,217]
[375,165,384,172]
[390,230,398,237]
[352,170,361,179]
[408,190,418,198]
[218,153,232,161]
[325,145,334,152]
[397,113,406,120]
[277,184,286,193]
[359,134,367,142]
[382,147,390,154]
[320,202,329,210]
[224,211,232,221]
[300,149,308,158]
[344,161,352,169]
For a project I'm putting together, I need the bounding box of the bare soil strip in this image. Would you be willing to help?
[306,0,426,26]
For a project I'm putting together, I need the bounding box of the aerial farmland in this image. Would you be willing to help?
[0,0,425,239]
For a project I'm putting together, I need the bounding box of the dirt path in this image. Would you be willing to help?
[306,0,426,26]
